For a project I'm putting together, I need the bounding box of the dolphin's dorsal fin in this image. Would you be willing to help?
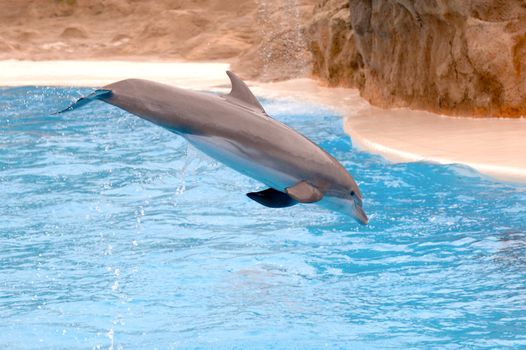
[224,71,267,114]
[285,181,323,203]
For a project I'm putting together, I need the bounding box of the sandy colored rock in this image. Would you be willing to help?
[0,37,15,52]
[309,0,365,88]
[60,27,88,40]
[309,0,526,117]
[0,0,315,82]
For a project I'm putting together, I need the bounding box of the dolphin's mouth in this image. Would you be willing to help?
[355,205,369,225]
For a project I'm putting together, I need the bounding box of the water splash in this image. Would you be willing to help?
[255,0,310,80]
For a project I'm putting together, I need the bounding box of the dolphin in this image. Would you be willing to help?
[57,71,368,224]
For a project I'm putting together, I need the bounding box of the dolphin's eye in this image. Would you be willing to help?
[350,190,355,196]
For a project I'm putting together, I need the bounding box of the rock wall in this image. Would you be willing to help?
[309,0,526,117]
[0,0,314,82]
[0,0,258,61]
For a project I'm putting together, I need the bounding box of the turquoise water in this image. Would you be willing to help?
[1,86,526,349]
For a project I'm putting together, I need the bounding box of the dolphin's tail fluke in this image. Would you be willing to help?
[53,89,112,115]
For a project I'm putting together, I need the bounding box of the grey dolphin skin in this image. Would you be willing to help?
[57,71,368,224]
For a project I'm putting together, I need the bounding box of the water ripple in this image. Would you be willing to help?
[1,88,525,349]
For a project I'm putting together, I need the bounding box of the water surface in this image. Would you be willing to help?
[1,87,526,349]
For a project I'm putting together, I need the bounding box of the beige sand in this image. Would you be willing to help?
[0,60,230,89]
[1,60,525,183]
[344,109,526,183]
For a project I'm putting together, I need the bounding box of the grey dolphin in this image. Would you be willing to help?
[58,71,368,224]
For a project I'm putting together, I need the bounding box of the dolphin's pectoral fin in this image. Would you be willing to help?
[285,181,323,203]
[54,89,112,114]
[246,188,297,208]
[224,71,267,115]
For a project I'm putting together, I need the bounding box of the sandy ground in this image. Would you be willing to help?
[1,60,525,184]
[344,109,526,184]
[0,60,230,89]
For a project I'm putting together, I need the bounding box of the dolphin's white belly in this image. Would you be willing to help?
[184,134,297,191]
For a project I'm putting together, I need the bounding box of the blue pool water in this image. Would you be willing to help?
[1,86,526,349]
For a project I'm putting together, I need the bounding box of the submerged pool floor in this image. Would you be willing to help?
[1,87,526,349]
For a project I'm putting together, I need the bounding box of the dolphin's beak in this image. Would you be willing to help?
[354,205,369,225]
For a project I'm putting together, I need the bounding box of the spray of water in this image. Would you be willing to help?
[255,0,311,80]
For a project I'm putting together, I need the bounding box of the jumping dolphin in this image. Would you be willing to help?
[57,71,368,224]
